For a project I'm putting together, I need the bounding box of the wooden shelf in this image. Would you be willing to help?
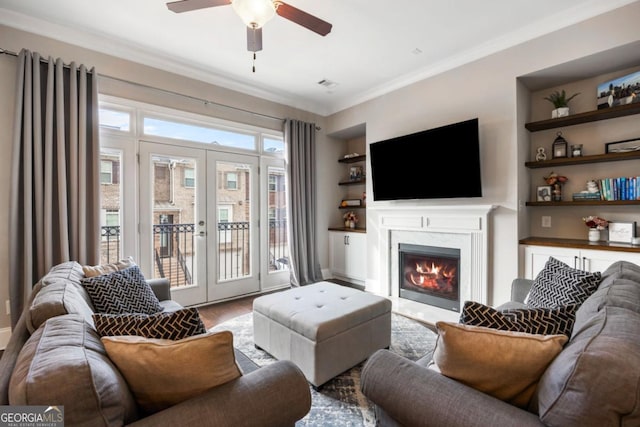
[328,227,366,233]
[526,200,640,206]
[525,150,640,168]
[338,154,366,164]
[338,205,366,209]
[338,178,366,186]
[525,103,640,132]
[520,236,640,253]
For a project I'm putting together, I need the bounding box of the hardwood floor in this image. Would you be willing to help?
[196,294,258,329]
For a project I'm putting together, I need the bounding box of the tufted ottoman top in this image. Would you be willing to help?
[253,281,391,342]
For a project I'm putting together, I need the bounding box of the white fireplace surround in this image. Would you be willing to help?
[375,205,495,324]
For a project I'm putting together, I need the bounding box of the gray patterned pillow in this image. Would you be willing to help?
[460,301,577,337]
[526,257,601,309]
[81,265,163,314]
[93,308,207,340]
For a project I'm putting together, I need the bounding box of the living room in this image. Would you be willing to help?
[0,1,640,424]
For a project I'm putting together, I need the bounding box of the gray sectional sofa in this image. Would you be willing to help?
[361,260,640,426]
[0,261,312,427]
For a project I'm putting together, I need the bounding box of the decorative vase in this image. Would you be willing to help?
[349,221,356,229]
[551,107,570,118]
[344,220,350,228]
[588,228,601,242]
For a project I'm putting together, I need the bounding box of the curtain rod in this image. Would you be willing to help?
[1,47,294,125]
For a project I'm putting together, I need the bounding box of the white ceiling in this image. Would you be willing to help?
[0,0,637,116]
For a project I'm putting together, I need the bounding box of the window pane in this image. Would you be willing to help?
[144,117,256,150]
[184,168,195,188]
[226,172,238,189]
[267,167,288,272]
[100,151,122,263]
[99,108,130,131]
[264,137,284,153]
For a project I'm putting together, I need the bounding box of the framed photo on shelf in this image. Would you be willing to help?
[597,70,640,109]
[349,166,363,181]
[605,137,640,154]
[536,185,552,202]
[608,221,636,243]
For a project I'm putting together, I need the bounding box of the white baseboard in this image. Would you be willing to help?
[0,327,12,351]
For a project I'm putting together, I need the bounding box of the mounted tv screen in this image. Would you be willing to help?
[370,118,482,201]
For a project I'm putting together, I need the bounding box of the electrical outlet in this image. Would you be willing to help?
[5,300,10,316]
[542,216,552,228]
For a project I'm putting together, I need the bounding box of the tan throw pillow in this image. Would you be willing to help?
[432,321,567,408]
[83,257,136,278]
[102,331,242,414]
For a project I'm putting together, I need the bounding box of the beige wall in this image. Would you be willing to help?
[1,2,640,333]
[326,1,640,305]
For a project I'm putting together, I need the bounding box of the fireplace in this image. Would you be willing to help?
[399,243,460,312]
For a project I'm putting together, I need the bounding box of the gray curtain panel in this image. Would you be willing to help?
[9,49,101,326]
[285,119,322,286]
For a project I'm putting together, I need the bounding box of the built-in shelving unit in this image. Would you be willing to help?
[525,150,640,168]
[520,236,640,253]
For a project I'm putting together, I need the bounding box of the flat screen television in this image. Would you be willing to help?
[370,118,482,201]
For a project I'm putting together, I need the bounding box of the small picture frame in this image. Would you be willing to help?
[597,70,640,109]
[608,221,637,243]
[536,185,552,202]
[605,137,640,154]
[349,166,363,181]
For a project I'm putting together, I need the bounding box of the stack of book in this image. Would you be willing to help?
[598,177,640,201]
[573,192,602,201]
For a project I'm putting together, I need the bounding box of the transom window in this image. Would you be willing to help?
[143,117,256,150]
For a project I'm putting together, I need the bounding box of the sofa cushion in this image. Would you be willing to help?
[37,261,85,287]
[460,301,577,337]
[526,257,600,309]
[81,265,163,314]
[102,331,242,414]
[93,308,207,340]
[431,321,567,409]
[82,257,136,278]
[9,314,138,426]
[27,280,96,333]
[535,306,640,426]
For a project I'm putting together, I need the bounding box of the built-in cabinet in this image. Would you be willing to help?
[337,154,366,229]
[522,243,640,279]
[329,230,366,283]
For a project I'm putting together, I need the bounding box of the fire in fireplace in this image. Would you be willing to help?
[399,243,460,312]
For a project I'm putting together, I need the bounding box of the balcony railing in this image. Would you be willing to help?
[99,219,288,287]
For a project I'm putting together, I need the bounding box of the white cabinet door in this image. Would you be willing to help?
[329,231,366,282]
[523,246,577,280]
[582,249,640,273]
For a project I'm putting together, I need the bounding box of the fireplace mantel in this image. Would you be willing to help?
[373,204,496,324]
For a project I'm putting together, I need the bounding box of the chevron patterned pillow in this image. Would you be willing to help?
[460,301,577,337]
[81,265,163,314]
[526,257,601,309]
[93,308,207,340]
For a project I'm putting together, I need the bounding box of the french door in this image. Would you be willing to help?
[139,141,260,306]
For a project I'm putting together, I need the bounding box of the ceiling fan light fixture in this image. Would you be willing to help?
[232,0,276,28]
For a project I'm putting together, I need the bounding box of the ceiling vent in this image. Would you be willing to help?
[318,79,338,91]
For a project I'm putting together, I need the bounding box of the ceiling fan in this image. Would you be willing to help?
[167,0,332,70]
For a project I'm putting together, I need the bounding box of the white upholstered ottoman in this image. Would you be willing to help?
[252,281,391,387]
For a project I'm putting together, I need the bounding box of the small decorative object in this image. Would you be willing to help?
[543,171,568,202]
[362,191,366,205]
[536,186,552,202]
[340,199,362,207]
[535,147,547,161]
[586,180,599,193]
[608,221,636,243]
[605,137,640,153]
[544,89,580,118]
[571,144,583,157]
[597,70,640,109]
[583,216,608,242]
[572,180,601,201]
[552,132,568,158]
[343,211,358,229]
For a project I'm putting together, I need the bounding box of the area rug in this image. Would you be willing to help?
[211,313,438,426]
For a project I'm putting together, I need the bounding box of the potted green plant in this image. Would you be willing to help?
[544,90,580,118]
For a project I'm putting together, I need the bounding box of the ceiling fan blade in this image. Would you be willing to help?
[247,27,263,52]
[166,0,231,13]
[275,1,332,36]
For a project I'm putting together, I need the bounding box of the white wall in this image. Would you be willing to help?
[325,1,640,306]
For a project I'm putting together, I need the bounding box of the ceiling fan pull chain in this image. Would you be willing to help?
[252,52,256,73]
